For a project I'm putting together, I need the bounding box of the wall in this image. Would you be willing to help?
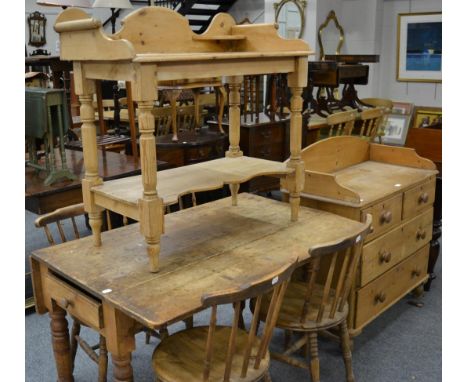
[378,0,441,107]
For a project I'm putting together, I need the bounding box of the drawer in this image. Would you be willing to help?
[402,178,436,219]
[45,272,103,331]
[359,208,433,286]
[251,125,283,145]
[354,245,429,330]
[250,143,285,161]
[361,194,402,242]
[186,145,213,163]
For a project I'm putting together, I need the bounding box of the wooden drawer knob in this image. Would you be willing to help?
[374,292,386,304]
[379,250,392,264]
[380,211,392,224]
[412,269,422,278]
[60,298,72,309]
[416,229,427,240]
[418,192,429,204]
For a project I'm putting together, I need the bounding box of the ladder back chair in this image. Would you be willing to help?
[34,203,110,382]
[253,214,372,382]
[152,260,299,382]
[357,107,385,141]
[323,110,357,137]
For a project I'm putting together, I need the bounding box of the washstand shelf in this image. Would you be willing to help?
[54,6,313,272]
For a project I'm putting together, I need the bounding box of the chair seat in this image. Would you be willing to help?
[257,281,349,331]
[152,326,270,382]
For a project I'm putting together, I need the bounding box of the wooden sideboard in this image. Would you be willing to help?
[282,136,438,335]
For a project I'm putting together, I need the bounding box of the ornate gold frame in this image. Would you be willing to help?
[318,10,344,60]
[274,0,307,39]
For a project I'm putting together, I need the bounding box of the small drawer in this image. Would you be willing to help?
[251,143,284,161]
[402,178,436,219]
[354,245,429,330]
[252,125,283,145]
[361,194,402,242]
[45,272,103,331]
[359,208,433,286]
[186,146,212,163]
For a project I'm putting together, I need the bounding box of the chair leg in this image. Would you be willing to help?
[284,329,292,351]
[183,316,194,329]
[145,330,151,344]
[70,320,81,372]
[339,321,355,382]
[307,331,320,382]
[98,335,108,382]
[264,371,272,382]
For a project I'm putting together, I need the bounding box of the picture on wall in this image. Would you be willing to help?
[397,12,442,82]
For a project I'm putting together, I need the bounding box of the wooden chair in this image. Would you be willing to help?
[356,107,385,141]
[34,203,109,382]
[253,215,372,382]
[361,98,393,142]
[323,110,357,137]
[151,260,299,382]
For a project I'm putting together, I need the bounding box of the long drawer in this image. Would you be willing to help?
[354,244,429,330]
[45,272,103,331]
[361,194,402,242]
[359,208,433,286]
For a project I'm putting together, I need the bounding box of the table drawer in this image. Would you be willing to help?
[45,272,103,331]
[359,208,433,286]
[355,245,429,330]
[362,194,402,242]
[402,178,436,219]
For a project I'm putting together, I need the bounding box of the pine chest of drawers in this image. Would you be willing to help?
[282,136,438,335]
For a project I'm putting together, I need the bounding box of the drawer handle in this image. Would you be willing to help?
[374,292,386,304]
[380,211,392,225]
[416,229,427,240]
[418,192,429,204]
[379,250,392,264]
[412,269,422,278]
[60,298,72,309]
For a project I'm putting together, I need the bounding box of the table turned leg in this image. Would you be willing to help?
[225,76,243,158]
[111,353,133,382]
[49,304,74,382]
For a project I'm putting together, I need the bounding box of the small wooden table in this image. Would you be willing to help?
[25,149,168,214]
[31,194,366,382]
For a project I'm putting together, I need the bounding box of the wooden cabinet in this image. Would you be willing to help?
[282,136,438,335]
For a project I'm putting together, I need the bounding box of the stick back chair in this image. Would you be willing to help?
[152,260,299,382]
[361,98,393,143]
[357,107,385,141]
[34,203,111,382]
[253,214,372,382]
[323,110,357,137]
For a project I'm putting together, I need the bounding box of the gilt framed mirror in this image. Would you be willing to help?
[28,11,47,47]
[274,0,306,39]
[318,10,344,60]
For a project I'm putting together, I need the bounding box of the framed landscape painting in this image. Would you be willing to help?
[397,12,442,82]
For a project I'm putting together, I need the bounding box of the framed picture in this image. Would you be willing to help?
[391,101,414,115]
[397,12,441,82]
[381,114,412,146]
[412,106,442,129]
[28,11,47,47]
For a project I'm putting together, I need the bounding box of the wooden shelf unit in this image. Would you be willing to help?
[281,136,438,335]
[54,6,312,272]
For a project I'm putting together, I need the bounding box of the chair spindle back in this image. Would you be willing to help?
[358,107,384,140]
[34,203,86,245]
[299,214,372,325]
[201,260,298,382]
[325,110,357,137]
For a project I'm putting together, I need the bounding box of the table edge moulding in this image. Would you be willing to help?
[54,6,313,272]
